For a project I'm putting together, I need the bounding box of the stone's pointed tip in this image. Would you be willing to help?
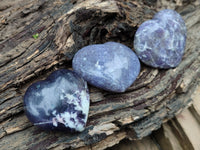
[23,69,90,132]
[134,9,186,69]
[72,42,140,93]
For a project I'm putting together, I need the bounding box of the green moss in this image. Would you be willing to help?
[33,33,39,39]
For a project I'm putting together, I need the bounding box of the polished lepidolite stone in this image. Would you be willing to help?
[72,42,140,92]
[134,9,187,68]
[24,69,90,132]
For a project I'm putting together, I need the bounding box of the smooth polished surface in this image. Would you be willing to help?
[24,69,90,132]
[134,9,187,68]
[72,42,140,92]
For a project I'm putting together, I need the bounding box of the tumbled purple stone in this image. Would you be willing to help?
[134,9,187,68]
[23,69,90,132]
[72,42,140,92]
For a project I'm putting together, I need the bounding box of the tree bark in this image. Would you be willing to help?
[0,0,199,149]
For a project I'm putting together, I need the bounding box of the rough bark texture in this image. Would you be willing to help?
[0,0,200,149]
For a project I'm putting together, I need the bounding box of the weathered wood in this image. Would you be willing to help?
[189,84,200,124]
[153,82,200,150]
[0,0,200,149]
[108,137,160,150]
[175,109,200,150]
[153,123,184,150]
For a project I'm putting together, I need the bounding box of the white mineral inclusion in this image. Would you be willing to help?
[95,61,102,70]
[53,81,89,131]
[28,78,64,117]
[54,87,89,131]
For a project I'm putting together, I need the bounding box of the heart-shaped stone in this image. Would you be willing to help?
[72,42,140,92]
[24,69,90,132]
[134,9,187,68]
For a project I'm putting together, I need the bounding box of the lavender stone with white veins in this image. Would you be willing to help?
[134,9,187,68]
[72,42,140,92]
[24,69,89,132]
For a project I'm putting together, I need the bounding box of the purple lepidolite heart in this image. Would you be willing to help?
[72,42,140,92]
[134,9,187,68]
[23,69,90,132]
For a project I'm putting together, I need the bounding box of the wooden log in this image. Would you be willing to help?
[0,0,200,149]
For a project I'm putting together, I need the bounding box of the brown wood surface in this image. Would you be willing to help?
[110,84,200,150]
[0,0,200,149]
